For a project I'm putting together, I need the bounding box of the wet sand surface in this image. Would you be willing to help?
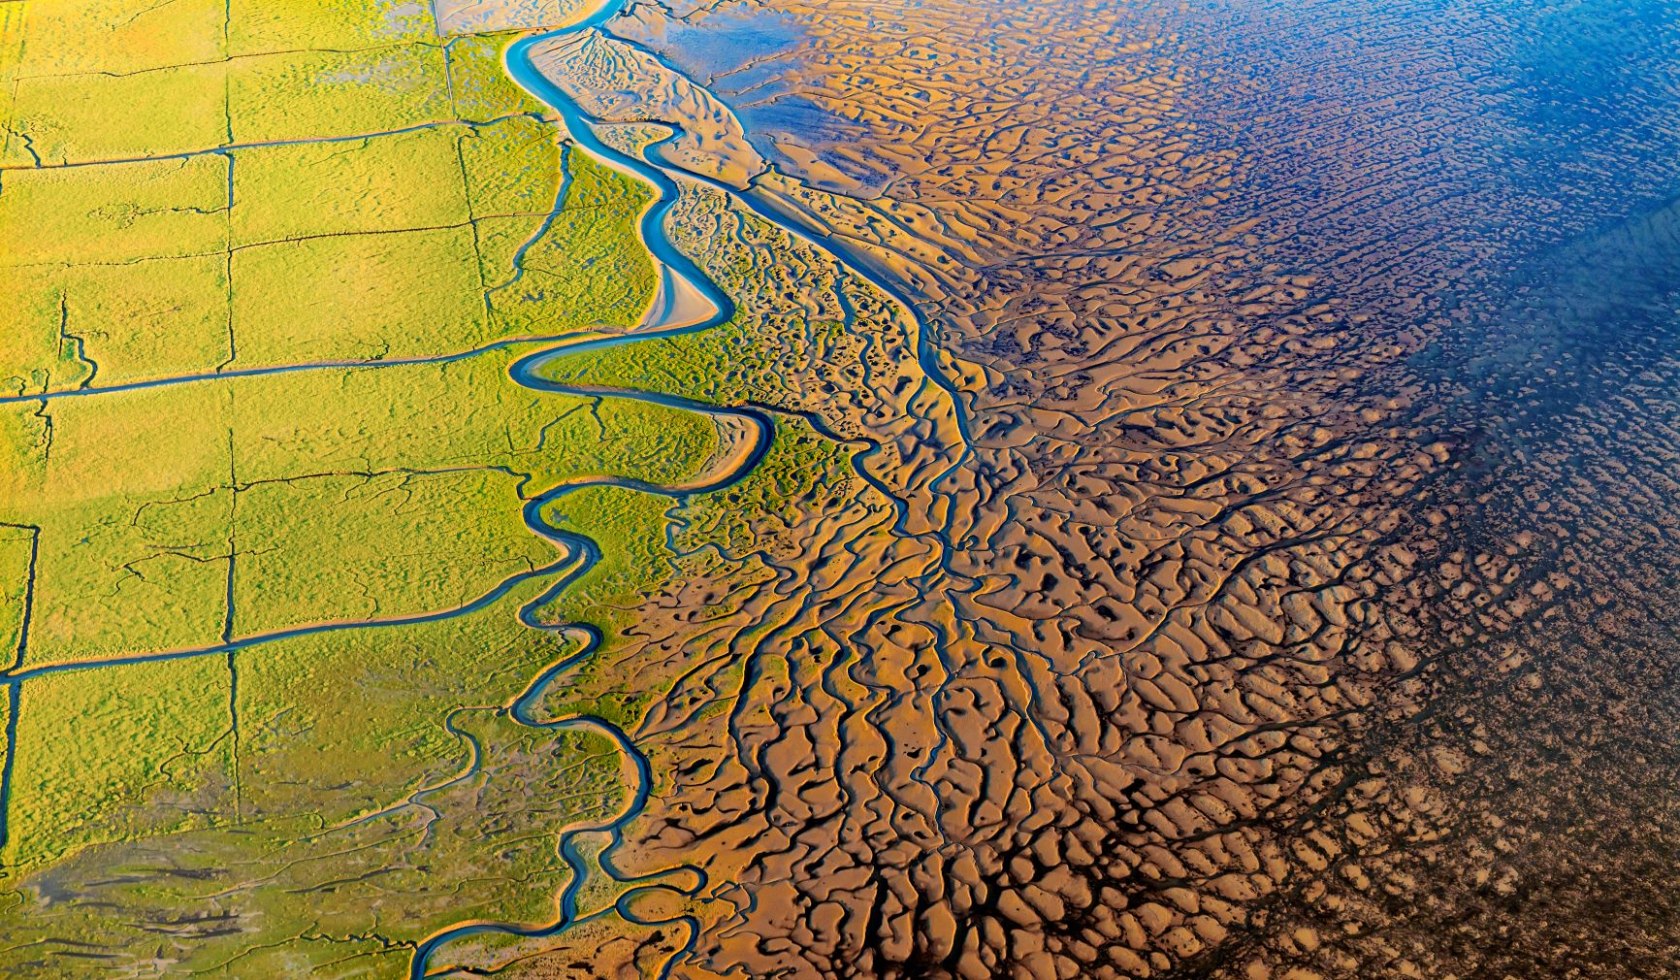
[3,0,1677,977]
[472,1,1680,977]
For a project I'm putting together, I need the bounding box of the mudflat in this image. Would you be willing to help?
[2,1,1678,978]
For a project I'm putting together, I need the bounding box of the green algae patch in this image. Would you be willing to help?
[229,44,453,143]
[1,254,233,394]
[233,467,553,636]
[461,114,563,220]
[227,348,719,488]
[0,4,24,168]
[0,405,50,496]
[231,127,473,245]
[519,484,686,731]
[233,593,566,826]
[231,225,489,365]
[228,0,437,54]
[547,485,680,613]
[0,525,32,663]
[0,0,788,971]
[3,337,725,667]
[10,63,228,165]
[6,657,234,871]
[1,155,229,266]
[0,264,92,396]
[5,383,234,667]
[448,34,552,120]
[482,151,658,334]
[15,0,227,76]
[0,585,627,973]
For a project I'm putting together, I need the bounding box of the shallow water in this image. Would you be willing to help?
[551,0,1680,974]
[3,0,1677,975]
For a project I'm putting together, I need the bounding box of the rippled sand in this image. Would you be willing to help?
[468,1,1680,977]
[4,0,1679,976]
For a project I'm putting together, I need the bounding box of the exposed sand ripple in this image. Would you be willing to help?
[419,0,1680,977]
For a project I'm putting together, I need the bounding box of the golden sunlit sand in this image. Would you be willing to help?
[2,0,1678,977]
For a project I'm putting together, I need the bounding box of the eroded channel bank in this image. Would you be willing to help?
[414,6,774,975]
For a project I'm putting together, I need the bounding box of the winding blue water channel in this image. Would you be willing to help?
[407,7,758,976]
[0,0,961,968]
[0,1,759,971]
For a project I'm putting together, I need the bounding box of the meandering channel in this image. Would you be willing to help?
[408,1,1004,969]
[0,0,954,971]
[0,1,762,970]
[408,6,766,976]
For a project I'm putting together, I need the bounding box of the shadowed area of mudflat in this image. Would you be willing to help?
[1,0,1677,977]
[500,0,1680,977]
